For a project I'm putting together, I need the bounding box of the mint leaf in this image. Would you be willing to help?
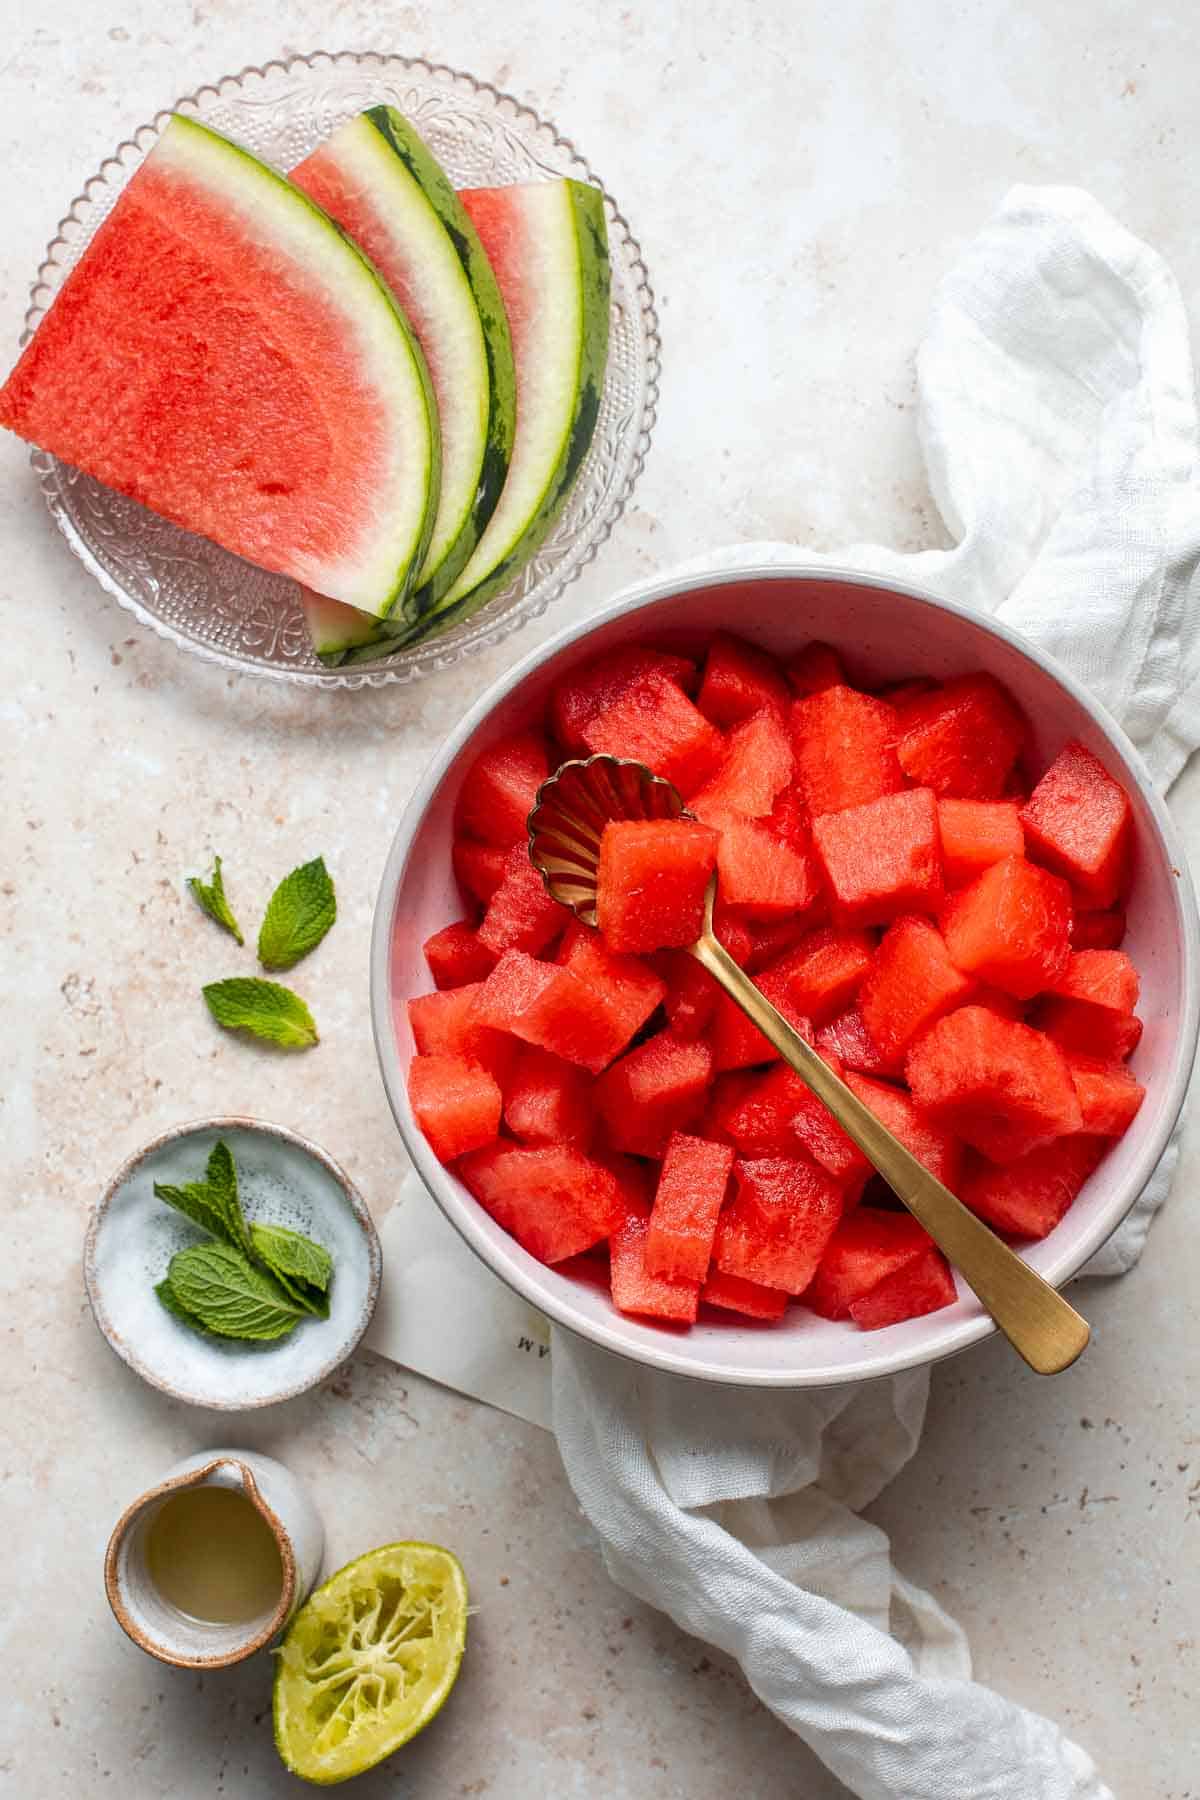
[187,855,243,945]
[154,1276,211,1333]
[166,1243,304,1341]
[250,1222,332,1292]
[257,856,336,971]
[203,978,318,1049]
[152,1140,252,1252]
[261,1262,331,1320]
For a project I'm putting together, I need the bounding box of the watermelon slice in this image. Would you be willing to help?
[290,107,516,658]
[0,116,439,618]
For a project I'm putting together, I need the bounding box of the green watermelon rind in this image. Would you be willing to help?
[167,117,441,623]
[324,178,611,668]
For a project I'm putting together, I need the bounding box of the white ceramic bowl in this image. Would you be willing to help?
[371,564,1199,1387]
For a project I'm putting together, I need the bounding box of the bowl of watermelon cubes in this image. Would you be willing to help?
[372,563,1198,1387]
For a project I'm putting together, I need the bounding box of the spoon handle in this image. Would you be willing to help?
[690,928,1090,1376]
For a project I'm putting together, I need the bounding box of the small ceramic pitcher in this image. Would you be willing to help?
[105,1448,324,1668]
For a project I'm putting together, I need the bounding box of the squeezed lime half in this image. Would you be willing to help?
[273,1542,468,1784]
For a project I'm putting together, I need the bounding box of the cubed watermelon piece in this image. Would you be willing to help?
[1032,995,1144,1063]
[842,1070,964,1189]
[580,671,724,798]
[458,1143,624,1262]
[701,1070,761,1143]
[722,1061,870,1191]
[596,818,719,953]
[550,646,695,750]
[469,947,556,1025]
[905,1006,1083,1163]
[815,1004,898,1077]
[407,983,517,1087]
[786,641,846,697]
[691,709,794,821]
[790,685,905,816]
[557,920,667,1046]
[422,920,498,990]
[937,798,1025,887]
[713,816,823,919]
[1071,907,1126,951]
[645,1132,735,1282]
[478,842,564,956]
[741,915,814,974]
[959,1135,1107,1239]
[1050,949,1139,1013]
[763,785,813,854]
[595,1030,714,1157]
[1020,740,1133,907]
[707,974,814,1072]
[658,950,720,1040]
[700,1269,790,1320]
[941,855,1072,1000]
[454,731,549,847]
[408,1053,502,1163]
[763,925,874,1026]
[503,1044,595,1148]
[453,837,508,906]
[696,631,791,726]
[713,1155,843,1293]
[472,949,633,1074]
[609,1205,701,1323]
[894,673,1026,800]
[1067,1057,1146,1137]
[803,1210,934,1319]
[859,916,974,1064]
[849,1247,957,1329]
[812,788,943,928]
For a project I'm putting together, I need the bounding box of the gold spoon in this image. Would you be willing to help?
[528,753,1090,1376]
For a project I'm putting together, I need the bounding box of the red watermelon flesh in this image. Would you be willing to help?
[804,1210,934,1320]
[842,1071,964,1190]
[960,1135,1107,1239]
[645,1133,735,1282]
[722,1061,870,1191]
[701,1070,761,1144]
[453,837,508,906]
[849,1248,956,1329]
[764,786,814,856]
[894,673,1026,800]
[0,116,435,616]
[742,915,818,974]
[610,1204,701,1323]
[1032,995,1144,1064]
[407,983,516,1087]
[422,921,498,990]
[595,1030,714,1157]
[596,818,719,953]
[1050,949,1139,1013]
[696,632,791,726]
[478,842,564,956]
[786,642,847,697]
[1021,740,1132,908]
[503,1044,595,1148]
[791,686,905,815]
[1071,907,1126,951]
[859,916,974,1065]
[815,1005,899,1078]
[905,1006,1082,1163]
[938,799,1025,887]
[764,926,874,1025]
[713,817,823,920]
[940,856,1072,1000]
[812,788,944,929]
[557,921,667,1049]
[707,977,814,1073]
[658,950,720,1040]
[1067,1058,1145,1137]
[713,1156,843,1294]
[700,1269,790,1320]
[458,1142,624,1262]
[550,646,695,750]
[407,1053,501,1163]
[580,671,723,798]
[454,731,549,847]
[690,710,795,821]
[472,948,631,1074]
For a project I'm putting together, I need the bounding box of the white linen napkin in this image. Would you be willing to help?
[368,185,1200,1797]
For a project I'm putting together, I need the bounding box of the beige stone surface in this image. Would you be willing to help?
[1,3,1198,1794]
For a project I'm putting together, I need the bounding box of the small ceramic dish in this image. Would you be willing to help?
[85,1118,381,1409]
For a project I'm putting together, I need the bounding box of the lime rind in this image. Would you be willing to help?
[273,1541,468,1785]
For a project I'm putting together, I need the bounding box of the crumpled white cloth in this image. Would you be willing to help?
[551,185,1200,1800]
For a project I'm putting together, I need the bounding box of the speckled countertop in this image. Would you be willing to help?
[3,5,1198,1795]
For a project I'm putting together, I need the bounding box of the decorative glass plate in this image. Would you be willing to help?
[21,52,660,687]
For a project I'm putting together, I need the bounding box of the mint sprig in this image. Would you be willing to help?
[203,978,318,1049]
[257,857,336,971]
[166,1243,304,1341]
[154,1141,252,1253]
[187,855,243,945]
[250,1222,332,1318]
